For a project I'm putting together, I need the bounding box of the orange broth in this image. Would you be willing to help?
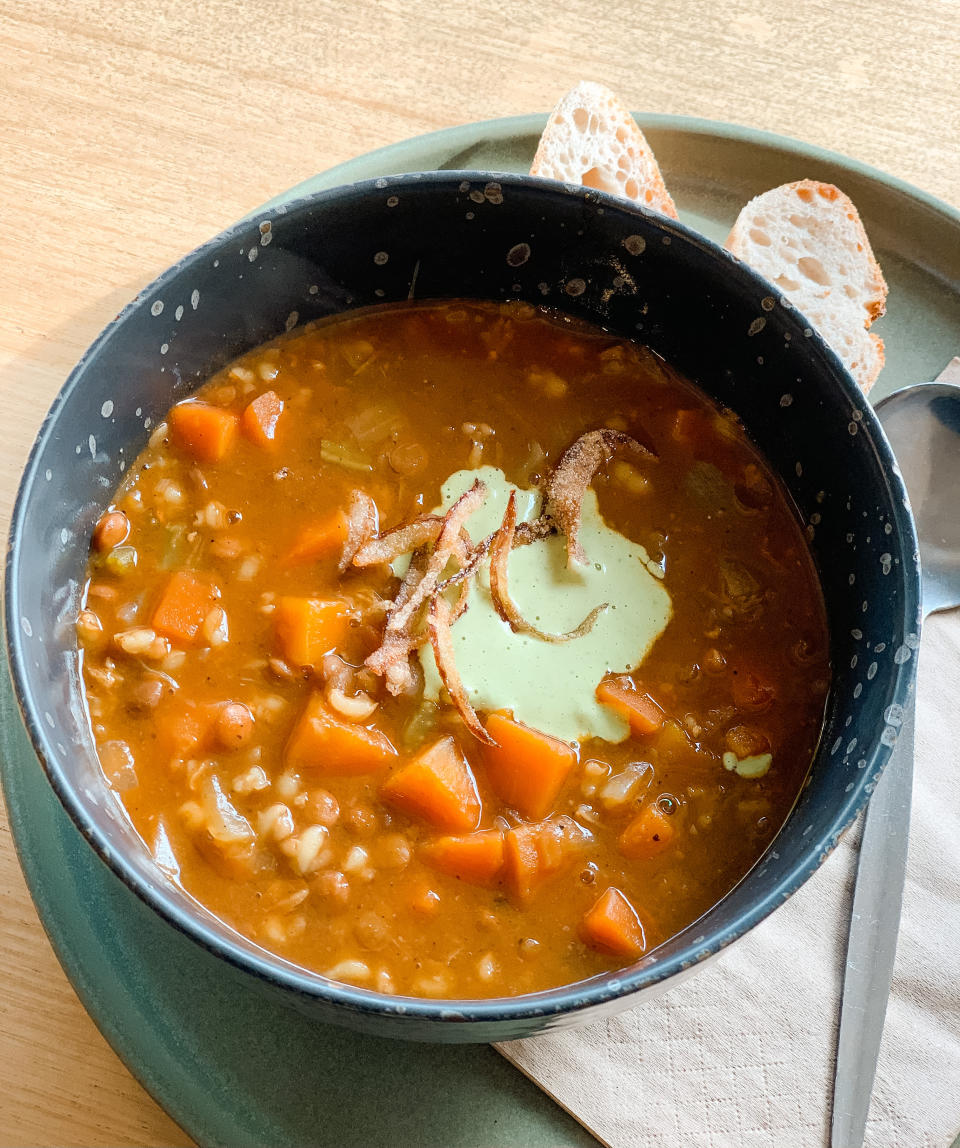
[78,299,830,998]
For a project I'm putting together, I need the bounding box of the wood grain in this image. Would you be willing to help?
[1,1,957,1144]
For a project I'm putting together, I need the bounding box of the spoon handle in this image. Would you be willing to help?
[831,696,916,1148]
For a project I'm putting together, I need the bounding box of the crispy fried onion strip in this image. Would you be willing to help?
[513,516,555,547]
[436,530,493,592]
[390,480,487,635]
[544,428,656,565]
[361,427,650,733]
[428,592,494,745]
[365,480,488,695]
[352,515,474,574]
[339,490,380,572]
[352,514,443,568]
[489,491,608,643]
[363,550,429,694]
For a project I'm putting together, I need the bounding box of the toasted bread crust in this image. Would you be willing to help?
[531,82,678,219]
[872,333,885,373]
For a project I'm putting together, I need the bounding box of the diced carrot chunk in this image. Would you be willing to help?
[619,802,676,860]
[503,823,543,903]
[725,723,770,758]
[732,668,776,711]
[156,699,210,757]
[285,512,348,565]
[655,719,709,771]
[285,693,396,775]
[656,718,691,756]
[274,596,350,668]
[151,570,219,645]
[581,887,648,958]
[381,736,481,833]
[672,408,709,444]
[241,390,285,448]
[502,817,586,904]
[169,401,239,462]
[421,830,504,886]
[482,713,578,820]
[596,676,664,736]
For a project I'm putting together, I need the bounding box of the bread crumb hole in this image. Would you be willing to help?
[774,274,801,292]
[582,166,618,194]
[796,188,813,202]
[573,107,589,132]
[749,228,771,246]
[616,126,628,144]
[797,256,831,286]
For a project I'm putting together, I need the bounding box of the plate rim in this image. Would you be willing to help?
[273,110,960,241]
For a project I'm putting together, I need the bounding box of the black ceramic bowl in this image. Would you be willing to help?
[5,173,920,1042]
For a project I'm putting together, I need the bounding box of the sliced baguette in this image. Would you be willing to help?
[531,82,678,219]
[725,180,887,392]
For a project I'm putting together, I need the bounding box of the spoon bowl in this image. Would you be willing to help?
[877,381,960,616]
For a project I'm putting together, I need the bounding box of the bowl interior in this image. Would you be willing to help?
[4,173,920,1040]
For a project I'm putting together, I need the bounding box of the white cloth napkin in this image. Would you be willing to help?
[498,610,960,1148]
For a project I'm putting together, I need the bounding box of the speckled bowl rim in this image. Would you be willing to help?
[5,168,921,1031]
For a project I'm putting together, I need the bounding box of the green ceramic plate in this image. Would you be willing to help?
[3,115,959,1148]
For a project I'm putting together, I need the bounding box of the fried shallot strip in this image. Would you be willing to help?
[436,531,494,592]
[428,592,494,745]
[365,481,488,695]
[389,480,487,635]
[339,490,379,572]
[363,550,429,693]
[489,491,608,643]
[513,516,555,547]
[352,515,443,567]
[544,428,655,565]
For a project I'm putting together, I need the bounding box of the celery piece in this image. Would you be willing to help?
[319,440,373,473]
[342,339,375,370]
[160,525,187,570]
[401,701,441,751]
[684,460,735,512]
[103,545,138,576]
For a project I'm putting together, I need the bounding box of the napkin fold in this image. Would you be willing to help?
[498,611,960,1148]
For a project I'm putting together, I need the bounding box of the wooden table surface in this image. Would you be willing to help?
[1,2,958,1144]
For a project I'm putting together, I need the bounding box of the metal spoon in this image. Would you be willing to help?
[831,374,960,1148]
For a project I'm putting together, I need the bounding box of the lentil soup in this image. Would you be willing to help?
[78,299,830,999]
